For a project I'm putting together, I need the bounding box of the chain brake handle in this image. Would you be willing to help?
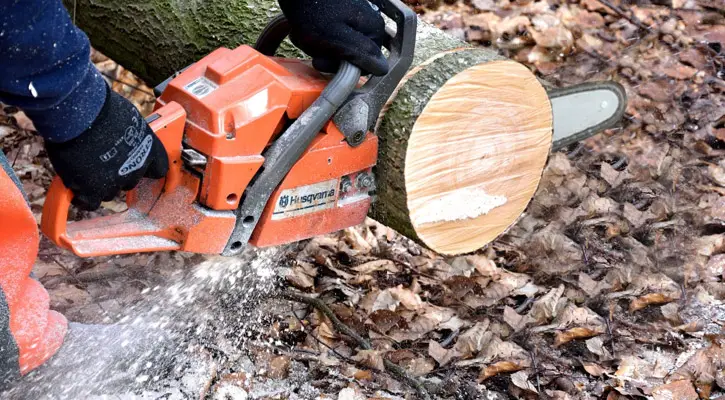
[255,0,417,146]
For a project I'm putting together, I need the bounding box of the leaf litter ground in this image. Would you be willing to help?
[1,0,725,398]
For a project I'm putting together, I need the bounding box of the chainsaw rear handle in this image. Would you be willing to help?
[41,105,188,256]
[255,0,417,147]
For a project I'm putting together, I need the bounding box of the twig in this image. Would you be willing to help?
[288,304,358,365]
[605,316,616,357]
[281,290,432,400]
[596,0,652,32]
[531,348,541,394]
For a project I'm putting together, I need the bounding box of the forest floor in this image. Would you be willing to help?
[1,0,725,399]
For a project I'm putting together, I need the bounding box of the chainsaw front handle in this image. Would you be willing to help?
[221,61,362,255]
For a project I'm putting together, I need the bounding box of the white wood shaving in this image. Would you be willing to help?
[412,187,508,225]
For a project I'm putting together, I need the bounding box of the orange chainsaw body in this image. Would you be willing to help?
[42,45,378,257]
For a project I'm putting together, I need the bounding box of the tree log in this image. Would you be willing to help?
[68,1,552,255]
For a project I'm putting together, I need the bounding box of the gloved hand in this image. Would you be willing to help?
[278,0,388,76]
[45,87,168,211]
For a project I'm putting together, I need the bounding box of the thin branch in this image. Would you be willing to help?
[281,290,432,400]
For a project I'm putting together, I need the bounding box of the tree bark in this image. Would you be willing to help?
[68,1,553,255]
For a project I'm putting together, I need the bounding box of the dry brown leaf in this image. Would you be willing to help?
[511,370,539,393]
[454,321,492,357]
[353,350,385,371]
[555,327,601,346]
[371,290,399,312]
[351,368,373,381]
[316,321,339,346]
[343,227,375,253]
[388,305,458,342]
[670,338,725,395]
[352,260,398,274]
[504,306,531,332]
[285,266,316,289]
[401,357,435,377]
[530,26,574,49]
[628,273,682,311]
[582,362,608,377]
[660,302,682,324]
[555,305,606,331]
[478,361,526,381]
[710,165,725,187]
[33,260,66,280]
[579,273,612,296]
[586,336,613,360]
[388,286,423,310]
[528,285,565,324]
[674,320,705,333]
[630,293,677,312]
[267,356,291,379]
[651,380,699,400]
[428,340,456,366]
[475,335,531,368]
[368,310,402,333]
[661,62,698,80]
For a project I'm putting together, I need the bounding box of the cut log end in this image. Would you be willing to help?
[405,61,552,255]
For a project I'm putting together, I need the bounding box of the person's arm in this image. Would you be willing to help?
[0,0,168,211]
[0,0,106,143]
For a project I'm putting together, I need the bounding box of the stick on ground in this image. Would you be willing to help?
[281,290,432,400]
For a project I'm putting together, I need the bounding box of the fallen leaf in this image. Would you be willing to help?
[586,336,613,360]
[511,370,539,393]
[670,338,725,397]
[478,361,526,381]
[353,350,385,371]
[652,380,699,400]
[582,362,608,377]
[630,293,677,312]
[267,356,290,379]
[428,340,456,366]
[401,357,435,377]
[338,387,366,400]
[555,327,601,346]
[372,290,399,312]
[388,286,424,310]
[352,260,399,274]
[285,266,316,289]
[454,320,492,357]
[504,306,531,332]
[528,285,565,324]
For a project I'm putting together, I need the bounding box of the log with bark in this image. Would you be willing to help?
[67,0,552,255]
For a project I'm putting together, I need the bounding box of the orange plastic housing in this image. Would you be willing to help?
[42,44,377,256]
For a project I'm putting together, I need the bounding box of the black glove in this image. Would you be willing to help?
[279,0,388,76]
[45,86,168,211]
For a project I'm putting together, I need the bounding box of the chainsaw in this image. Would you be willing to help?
[41,0,627,258]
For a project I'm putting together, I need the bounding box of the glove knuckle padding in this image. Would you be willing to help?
[280,0,389,76]
[45,86,168,211]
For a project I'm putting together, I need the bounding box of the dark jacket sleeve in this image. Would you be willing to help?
[0,0,107,143]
